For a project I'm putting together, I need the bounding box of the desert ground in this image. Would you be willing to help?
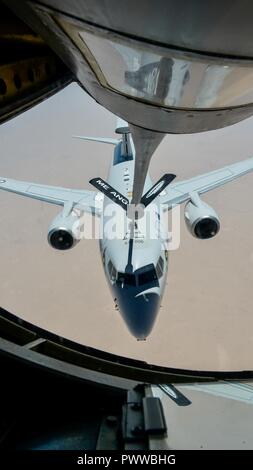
[0,83,253,371]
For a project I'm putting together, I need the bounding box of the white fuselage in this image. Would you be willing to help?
[99,136,168,340]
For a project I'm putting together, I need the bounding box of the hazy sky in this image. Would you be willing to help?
[1,82,253,371]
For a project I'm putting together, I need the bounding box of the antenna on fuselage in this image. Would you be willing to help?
[115,117,132,158]
[115,117,130,135]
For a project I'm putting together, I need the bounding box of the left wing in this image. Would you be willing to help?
[160,157,253,209]
[0,177,100,214]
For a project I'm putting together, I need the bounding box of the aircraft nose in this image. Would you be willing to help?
[121,291,160,340]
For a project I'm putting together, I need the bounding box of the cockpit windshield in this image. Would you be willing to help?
[116,272,136,286]
[137,265,158,286]
[110,262,159,287]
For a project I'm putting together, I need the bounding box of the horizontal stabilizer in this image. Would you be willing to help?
[89,177,129,211]
[72,135,119,145]
[141,174,176,207]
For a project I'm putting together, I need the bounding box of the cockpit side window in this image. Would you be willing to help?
[156,256,164,278]
[108,260,117,282]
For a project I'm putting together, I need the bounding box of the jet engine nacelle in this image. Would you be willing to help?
[184,197,220,240]
[48,209,82,250]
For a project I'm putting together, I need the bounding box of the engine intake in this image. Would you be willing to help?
[184,196,220,240]
[48,209,81,250]
[48,228,75,250]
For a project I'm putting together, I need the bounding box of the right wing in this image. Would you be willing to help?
[0,177,101,215]
[160,157,253,209]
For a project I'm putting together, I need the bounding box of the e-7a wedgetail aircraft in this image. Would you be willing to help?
[1,120,253,340]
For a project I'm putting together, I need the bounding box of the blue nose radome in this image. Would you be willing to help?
[120,291,160,340]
